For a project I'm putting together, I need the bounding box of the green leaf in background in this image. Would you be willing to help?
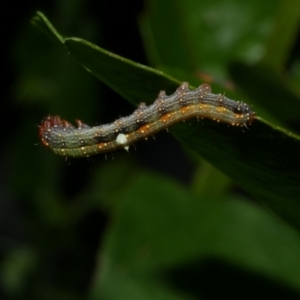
[141,0,281,77]
[263,0,300,73]
[32,11,300,229]
[91,174,300,300]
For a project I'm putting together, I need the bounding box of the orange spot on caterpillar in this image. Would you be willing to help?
[160,114,171,123]
[138,124,150,134]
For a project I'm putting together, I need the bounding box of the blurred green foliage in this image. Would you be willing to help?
[2,1,300,299]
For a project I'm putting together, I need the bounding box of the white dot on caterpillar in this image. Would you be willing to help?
[116,133,129,151]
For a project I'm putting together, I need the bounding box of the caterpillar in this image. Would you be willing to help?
[39,82,255,157]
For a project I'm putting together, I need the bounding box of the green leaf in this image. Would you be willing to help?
[173,117,300,225]
[32,12,300,229]
[141,0,281,77]
[31,11,64,44]
[229,62,300,126]
[263,0,300,72]
[90,174,300,299]
[64,37,180,105]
